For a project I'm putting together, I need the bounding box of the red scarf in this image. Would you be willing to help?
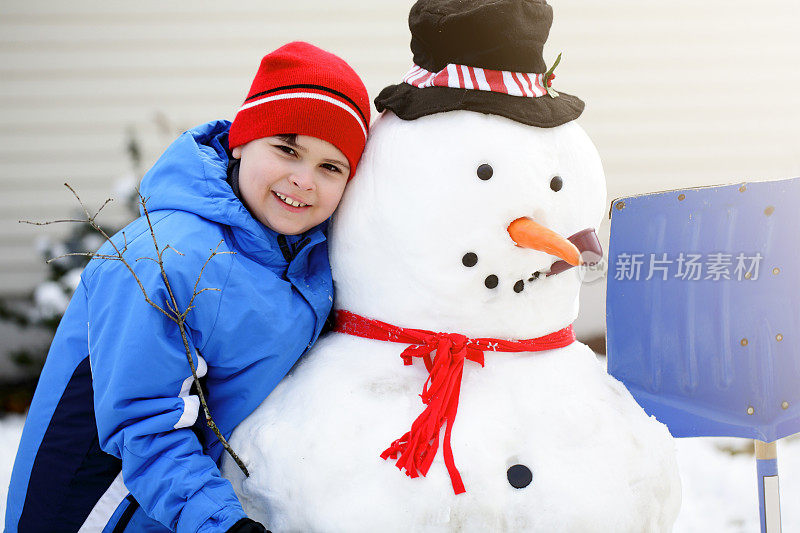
[334,310,576,494]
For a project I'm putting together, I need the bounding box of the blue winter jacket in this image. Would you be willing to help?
[5,120,333,532]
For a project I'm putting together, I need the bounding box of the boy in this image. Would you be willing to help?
[5,41,370,532]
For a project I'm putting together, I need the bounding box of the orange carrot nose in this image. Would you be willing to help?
[507,217,582,266]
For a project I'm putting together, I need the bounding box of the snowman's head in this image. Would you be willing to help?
[330,110,606,338]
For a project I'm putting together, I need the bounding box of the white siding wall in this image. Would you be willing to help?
[0,0,414,295]
[1,1,799,335]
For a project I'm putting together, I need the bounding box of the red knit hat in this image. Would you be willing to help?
[229,41,371,177]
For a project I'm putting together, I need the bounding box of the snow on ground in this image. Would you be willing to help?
[0,414,25,531]
[673,434,800,532]
[0,413,797,531]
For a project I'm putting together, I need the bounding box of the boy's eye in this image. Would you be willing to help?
[321,163,342,173]
[276,145,296,156]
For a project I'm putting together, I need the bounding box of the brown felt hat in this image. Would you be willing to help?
[374,0,584,128]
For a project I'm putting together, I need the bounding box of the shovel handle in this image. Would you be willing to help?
[755,440,782,533]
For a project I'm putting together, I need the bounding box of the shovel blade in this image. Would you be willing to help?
[606,177,800,441]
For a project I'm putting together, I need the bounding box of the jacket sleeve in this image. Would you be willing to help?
[84,251,247,532]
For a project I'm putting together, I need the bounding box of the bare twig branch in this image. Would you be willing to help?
[22,183,250,476]
[177,325,249,476]
[162,245,185,257]
[186,241,234,313]
[165,299,178,316]
[139,193,182,320]
[20,218,88,226]
[53,185,162,316]
[193,287,221,297]
[134,192,249,475]
[64,183,93,220]
[46,252,126,263]
[92,197,114,220]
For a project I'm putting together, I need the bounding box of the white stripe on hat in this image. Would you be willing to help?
[237,91,367,138]
[459,65,474,90]
[514,72,536,98]
[405,63,553,99]
[407,67,429,85]
[473,68,491,91]
[420,72,437,88]
[502,71,524,97]
[402,65,423,83]
[530,73,547,97]
[447,64,460,88]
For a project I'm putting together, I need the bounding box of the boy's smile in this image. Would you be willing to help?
[273,191,308,208]
[232,134,351,235]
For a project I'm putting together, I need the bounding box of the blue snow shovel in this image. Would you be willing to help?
[606,177,800,533]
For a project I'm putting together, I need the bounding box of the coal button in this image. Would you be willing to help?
[507,464,533,489]
[477,164,493,181]
[462,252,478,267]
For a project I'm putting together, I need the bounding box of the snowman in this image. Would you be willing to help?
[222,0,681,531]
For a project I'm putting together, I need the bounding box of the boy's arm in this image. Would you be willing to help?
[84,259,247,533]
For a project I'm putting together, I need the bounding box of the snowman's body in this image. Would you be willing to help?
[222,111,681,532]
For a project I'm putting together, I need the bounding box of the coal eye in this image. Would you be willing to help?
[462,252,478,267]
[477,163,493,181]
[507,464,533,489]
[550,175,563,192]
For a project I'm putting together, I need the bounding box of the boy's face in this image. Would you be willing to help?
[232,135,351,235]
